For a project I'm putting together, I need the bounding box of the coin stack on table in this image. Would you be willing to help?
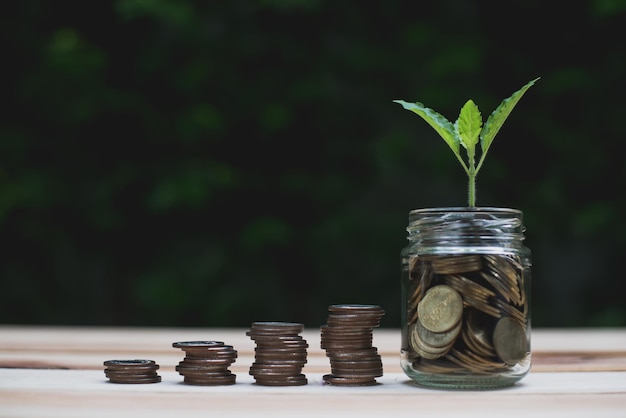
[321,304,385,386]
[246,322,309,386]
[173,341,238,385]
[103,359,161,384]
[406,254,529,374]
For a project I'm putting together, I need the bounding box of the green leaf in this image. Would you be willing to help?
[456,99,482,150]
[480,77,540,157]
[393,100,460,155]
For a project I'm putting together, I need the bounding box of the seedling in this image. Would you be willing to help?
[394,78,539,207]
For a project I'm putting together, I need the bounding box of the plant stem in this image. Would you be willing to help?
[466,147,477,207]
[468,170,476,207]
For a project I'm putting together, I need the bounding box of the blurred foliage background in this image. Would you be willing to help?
[2,0,626,328]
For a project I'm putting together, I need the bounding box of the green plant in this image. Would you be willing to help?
[394,78,539,207]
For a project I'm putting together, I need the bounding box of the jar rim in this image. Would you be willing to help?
[409,207,522,216]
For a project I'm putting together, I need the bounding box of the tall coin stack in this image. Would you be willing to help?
[321,304,385,386]
[173,341,238,385]
[246,321,308,386]
[103,359,161,384]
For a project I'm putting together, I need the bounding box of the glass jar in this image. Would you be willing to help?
[400,207,531,389]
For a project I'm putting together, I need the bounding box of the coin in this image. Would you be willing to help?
[493,298,526,324]
[175,368,234,378]
[483,255,524,305]
[322,374,377,386]
[413,357,462,374]
[462,309,496,358]
[417,285,463,333]
[430,255,483,274]
[107,375,162,384]
[416,316,461,349]
[177,361,231,370]
[479,270,513,303]
[104,367,160,375]
[410,324,452,359]
[444,274,496,301]
[493,317,528,365]
[251,338,308,347]
[249,366,304,376]
[248,322,305,335]
[328,304,385,314]
[458,291,502,318]
[326,347,379,359]
[407,260,434,326]
[254,374,308,386]
[103,359,157,369]
[183,374,237,386]
[321,326,373,339]
[172,341,225,349]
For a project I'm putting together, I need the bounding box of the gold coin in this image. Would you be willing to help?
[416,317,462,349]
[417,285,463,333]
[463,309,496,357]
[408,256,420,279]
[430,255,483,274]
[479,270,513,303]
[413,358,461,374]
[493,317,528,365]
[450,348,508,373]
[493,299,526,324]
[461,293,502,318]
[444,274,496,301]
[483,255,524,305]
[406,262,433,326]
[410,323,452,359]
[445,350,486,373]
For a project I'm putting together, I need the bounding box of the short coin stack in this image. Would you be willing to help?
[173,341,238,385]
[246,322,308,386]
[103,359,161,384]
[321,304,385,386]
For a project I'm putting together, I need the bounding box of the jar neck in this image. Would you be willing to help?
[406,207,526,254]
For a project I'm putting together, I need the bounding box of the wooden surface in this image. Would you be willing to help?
[1,326,625,417]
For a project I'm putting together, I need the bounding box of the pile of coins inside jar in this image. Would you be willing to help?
[405,254,529,374]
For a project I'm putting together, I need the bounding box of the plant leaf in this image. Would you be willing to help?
[393,99,460,155]
[480,77,540,156]
[456,99,482,150]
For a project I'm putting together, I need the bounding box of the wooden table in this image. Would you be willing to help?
[1,326,625,417]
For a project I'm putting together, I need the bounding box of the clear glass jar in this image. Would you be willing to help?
[400,207,531,389]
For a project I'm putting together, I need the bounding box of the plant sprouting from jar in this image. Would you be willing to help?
[394,78,539,207]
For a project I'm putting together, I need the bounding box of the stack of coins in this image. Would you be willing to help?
[246,322,308,386]
[173,341,238,385]
[321,304,385,386]
[103,359,161,384]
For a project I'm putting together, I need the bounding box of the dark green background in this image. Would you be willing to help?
[2,0,625,328]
